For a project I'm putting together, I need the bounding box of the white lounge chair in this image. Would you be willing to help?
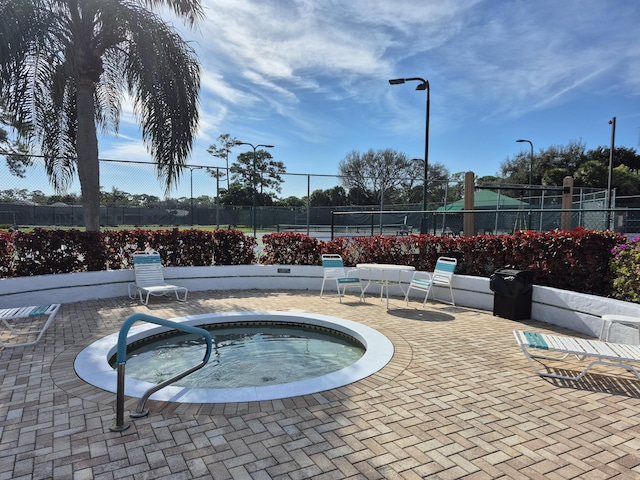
[514,330,640,381]
[320,254,363,303]
[128,251,188,305]
[0,304,61,348]
[404,256,457,307]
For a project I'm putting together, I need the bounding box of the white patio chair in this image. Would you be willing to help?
[128,251,188,305]
[320,254,363,303]
[404,256,457,307]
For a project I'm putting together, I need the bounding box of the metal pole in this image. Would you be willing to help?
[442,180,448,234]
[306,175,311,237]
[215,168,220,229]
[190,168,194,226]
[529,143,533,187]
[379,173,384,235]
[110,364,130,432]
[423,82,430,234]
[539,189,545,231]
[252,149,257,237]
[516,139,533,230]
[237,142,274,238]
[389,77,430,233]
[607,117,616,230]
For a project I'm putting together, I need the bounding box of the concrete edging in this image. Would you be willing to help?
[1,265,639,341]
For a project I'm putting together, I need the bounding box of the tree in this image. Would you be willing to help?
[338,149,414,205]
[0,101,31,177]
[207,134,239,191]
[101,187,132,206]
[131,193,161,207]
[574,160,608,188]
[276,196,305,207]
[0,189,30,202]
[612,165,640,196]
[585,146,640,171]
[502,140,586,187]
[309,186,348,207]
[0,0,202,231]
[230,150,286,199]
[219,183,253,206]
[424,163,451,208]
[542,168,571,186]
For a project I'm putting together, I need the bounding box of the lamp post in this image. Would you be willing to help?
[516,139,534,188]
[237,142,274,237]
[188,166,203,226]
[607,117,616,229]
[389,77,430,233]
[516,139,533,230]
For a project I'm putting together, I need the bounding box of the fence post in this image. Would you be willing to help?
[463,171,475,236]
[562,176,574,230]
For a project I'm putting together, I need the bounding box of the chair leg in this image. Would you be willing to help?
[422,287,431,307]
[175,289,188,302]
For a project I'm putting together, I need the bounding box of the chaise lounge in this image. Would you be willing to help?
[514,329,640,381]
[0,304,61,348]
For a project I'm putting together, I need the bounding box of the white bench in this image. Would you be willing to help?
[514,330,640,381]
[0,304,61,348]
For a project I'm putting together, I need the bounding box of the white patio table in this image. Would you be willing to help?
[357,263,415,309]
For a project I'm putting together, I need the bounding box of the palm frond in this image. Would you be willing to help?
[118,3,200,193]
[142,0,204,28]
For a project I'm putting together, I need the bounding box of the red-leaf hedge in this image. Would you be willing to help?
[0,227,626,298]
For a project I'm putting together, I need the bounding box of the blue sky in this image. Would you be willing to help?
[6,0,640,200]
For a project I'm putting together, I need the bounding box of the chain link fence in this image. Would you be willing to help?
[2,156,640,236]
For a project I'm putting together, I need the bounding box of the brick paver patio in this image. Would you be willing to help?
[2,290,640,479]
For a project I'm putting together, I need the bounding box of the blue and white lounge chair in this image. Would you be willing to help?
[320,254,363,303]
[128,251,188,305]
[0,304,61,348]
[514,330,640,381]
[404,256,457,307]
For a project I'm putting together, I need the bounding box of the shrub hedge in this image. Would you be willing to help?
[0,227,628,299]
[610,235,640,303]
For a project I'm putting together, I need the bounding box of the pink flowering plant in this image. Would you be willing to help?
[610,236,640,303]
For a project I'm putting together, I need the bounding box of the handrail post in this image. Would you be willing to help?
[109,313,212,432]
[110,364,130,432]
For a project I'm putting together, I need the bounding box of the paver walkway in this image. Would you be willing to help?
[1,290,640,479]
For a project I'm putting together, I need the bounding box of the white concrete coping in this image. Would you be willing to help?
[74,311,394,403]
[1,265,639,342]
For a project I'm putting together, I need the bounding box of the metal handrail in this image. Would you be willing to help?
[110,313,212,432]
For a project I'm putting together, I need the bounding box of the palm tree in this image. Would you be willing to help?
[0,0,202,231]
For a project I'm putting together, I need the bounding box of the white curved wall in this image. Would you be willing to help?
[1,265,639,342]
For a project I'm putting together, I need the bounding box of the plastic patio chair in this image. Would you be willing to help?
[320,254,364,303]
[404,256,457,307]
[128,251,188,305]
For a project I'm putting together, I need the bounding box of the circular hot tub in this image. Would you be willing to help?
[75,311,394,403]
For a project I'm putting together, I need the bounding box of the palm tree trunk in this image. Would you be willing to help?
[76,80,101,231]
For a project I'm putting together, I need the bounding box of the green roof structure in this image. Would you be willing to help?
[437,189,530,212]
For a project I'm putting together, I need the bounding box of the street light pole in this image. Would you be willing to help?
[237,142,274,237]
[516,139,534,230]
[516,139,534,188]
[607,117,616,229]
[389,77,430,233]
